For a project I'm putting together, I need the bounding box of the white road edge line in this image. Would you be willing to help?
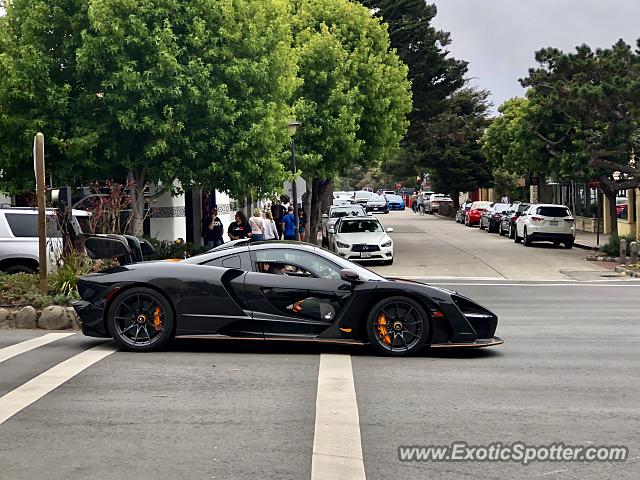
[0,333,76,364]
[0,343,117,425]
[312,354,366,480]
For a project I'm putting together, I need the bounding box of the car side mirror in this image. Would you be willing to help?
[340,269,362,284]
[322,214,329,219]
[328,226,335,234]
[386,227,394,233]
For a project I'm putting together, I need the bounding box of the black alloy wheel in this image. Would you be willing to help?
[107,287,175,352]
[367,296,429,356]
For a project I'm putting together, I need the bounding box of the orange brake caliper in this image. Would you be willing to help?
[376,313,391,345]
[153,306,163,331]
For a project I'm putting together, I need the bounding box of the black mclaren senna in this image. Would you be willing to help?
[73,238,502,356]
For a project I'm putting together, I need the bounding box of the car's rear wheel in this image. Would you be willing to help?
[514,226,522,243]
[564,240,574,249]
[499,224,506,236]
[509,225,516,239]
[367,296,429,356]
[107,287,175,352]
[4,264,36,274]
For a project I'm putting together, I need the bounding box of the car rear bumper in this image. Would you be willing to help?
[529,232,575,242]
[72,300,109,338]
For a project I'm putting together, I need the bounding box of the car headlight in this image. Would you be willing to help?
[381,239,392,248]
[336,241,350,249]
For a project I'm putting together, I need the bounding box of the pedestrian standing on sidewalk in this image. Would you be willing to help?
[298,208,307,242]
[271,199,284,239]
[228,211,250,240]
[248,207,265,242]
[262,210,278,240]
[204,207,224,248]
[282,206,296,240]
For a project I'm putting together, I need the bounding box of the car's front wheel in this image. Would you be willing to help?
[367,296,429,356]
[107,287,175,352]
[523,228,532,246]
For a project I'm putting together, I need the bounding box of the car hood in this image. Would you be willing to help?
[335,232,390,244]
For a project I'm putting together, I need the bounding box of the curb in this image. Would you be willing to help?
[574,242,601,251]
[615,266,640,278]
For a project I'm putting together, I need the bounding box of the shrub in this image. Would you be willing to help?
[600,234,637,257]
[0,273,77,308]
[49,252,93,296]
[143,237,208,260]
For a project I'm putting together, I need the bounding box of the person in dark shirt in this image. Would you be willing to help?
[271,199,285,239]
[204,207,224,248]
[228,210,250,240]
[298,208,307,242]
[282,206,296,240]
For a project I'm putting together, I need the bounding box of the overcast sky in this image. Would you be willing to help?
[431,0,640,113]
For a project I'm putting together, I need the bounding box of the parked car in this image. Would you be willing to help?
[426,194,453,215]
[385,194,405,210]
[456,201,473,223]
[366,194,389,213]
[376,189,395,196]
[416,191,434,214]
[479,202,509,232]
[321,204,367,247]
[499,202,530,238]
[332,216,394,264]
[465,201,492,226]
[0,207,90,273]
[514,204,575,248]
[354,190,374,206]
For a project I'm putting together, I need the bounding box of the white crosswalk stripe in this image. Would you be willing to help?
[0,332,76,364]
[312,354,366,480]
[0,342,117,425]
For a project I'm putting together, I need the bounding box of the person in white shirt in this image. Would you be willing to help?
[248,208,265,242]
[262,210,278,240]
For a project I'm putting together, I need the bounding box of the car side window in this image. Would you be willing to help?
[204,254,241,268]
[254,249,341,280]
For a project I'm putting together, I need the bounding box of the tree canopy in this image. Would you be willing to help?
[520,40,640,234]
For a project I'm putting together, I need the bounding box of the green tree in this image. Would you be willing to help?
[0,0,296,234]
[364,0,468,176]
[424,87,493,208]
[292,0,412,239]
[521,40,640,235]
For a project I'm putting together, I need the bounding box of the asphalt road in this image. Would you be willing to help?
[369,209,614,281]
[1,214,638,479]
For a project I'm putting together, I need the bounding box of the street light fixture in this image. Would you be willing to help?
[288,121,301,240]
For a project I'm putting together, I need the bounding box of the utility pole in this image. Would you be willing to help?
[33,133,47,293]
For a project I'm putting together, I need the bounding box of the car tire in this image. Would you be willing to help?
[499,224,506,236]
[509,225,515,239]
[366,296,429,357]
[514,227,522,243]
[107,287,175,352]
[4,264,36,274]
[564,240,574,249]
[523,228,532,246]
[479,221,485,230]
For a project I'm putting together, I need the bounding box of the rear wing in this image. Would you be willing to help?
[82,234,155,265]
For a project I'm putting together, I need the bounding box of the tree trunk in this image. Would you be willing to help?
[600,184,618,238]
[451,192,460,210]
[307,178,332,245]
[128,170,146,237]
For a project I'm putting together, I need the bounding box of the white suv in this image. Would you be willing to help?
[0,207,90,273]
[515,204,575,248]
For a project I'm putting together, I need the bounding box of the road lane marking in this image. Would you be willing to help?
[312,354,366,480]
[0,333,75,364]
[431,283,640,287]
[0,343,117,425]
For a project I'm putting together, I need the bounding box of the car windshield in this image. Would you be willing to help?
[537,206,571,217]
[386,195,402,201]
[331,207,365,218]
[355,191,372,199]
[338,219,384,233]
[471,201,492,210]
[517,204,530,213]
[493,203,509,212]
[367,195,385,202]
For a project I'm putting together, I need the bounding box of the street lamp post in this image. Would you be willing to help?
[288,122,301,240]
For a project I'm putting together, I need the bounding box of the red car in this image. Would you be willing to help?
[465,201,492,227]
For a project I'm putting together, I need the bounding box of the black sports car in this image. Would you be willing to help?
[73,240,502,356]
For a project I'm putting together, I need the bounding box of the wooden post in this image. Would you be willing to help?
[33,133,47,293]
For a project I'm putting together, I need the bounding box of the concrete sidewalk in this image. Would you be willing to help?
[574,230,610,250]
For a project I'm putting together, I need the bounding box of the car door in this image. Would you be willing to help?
[243,246,354,337]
